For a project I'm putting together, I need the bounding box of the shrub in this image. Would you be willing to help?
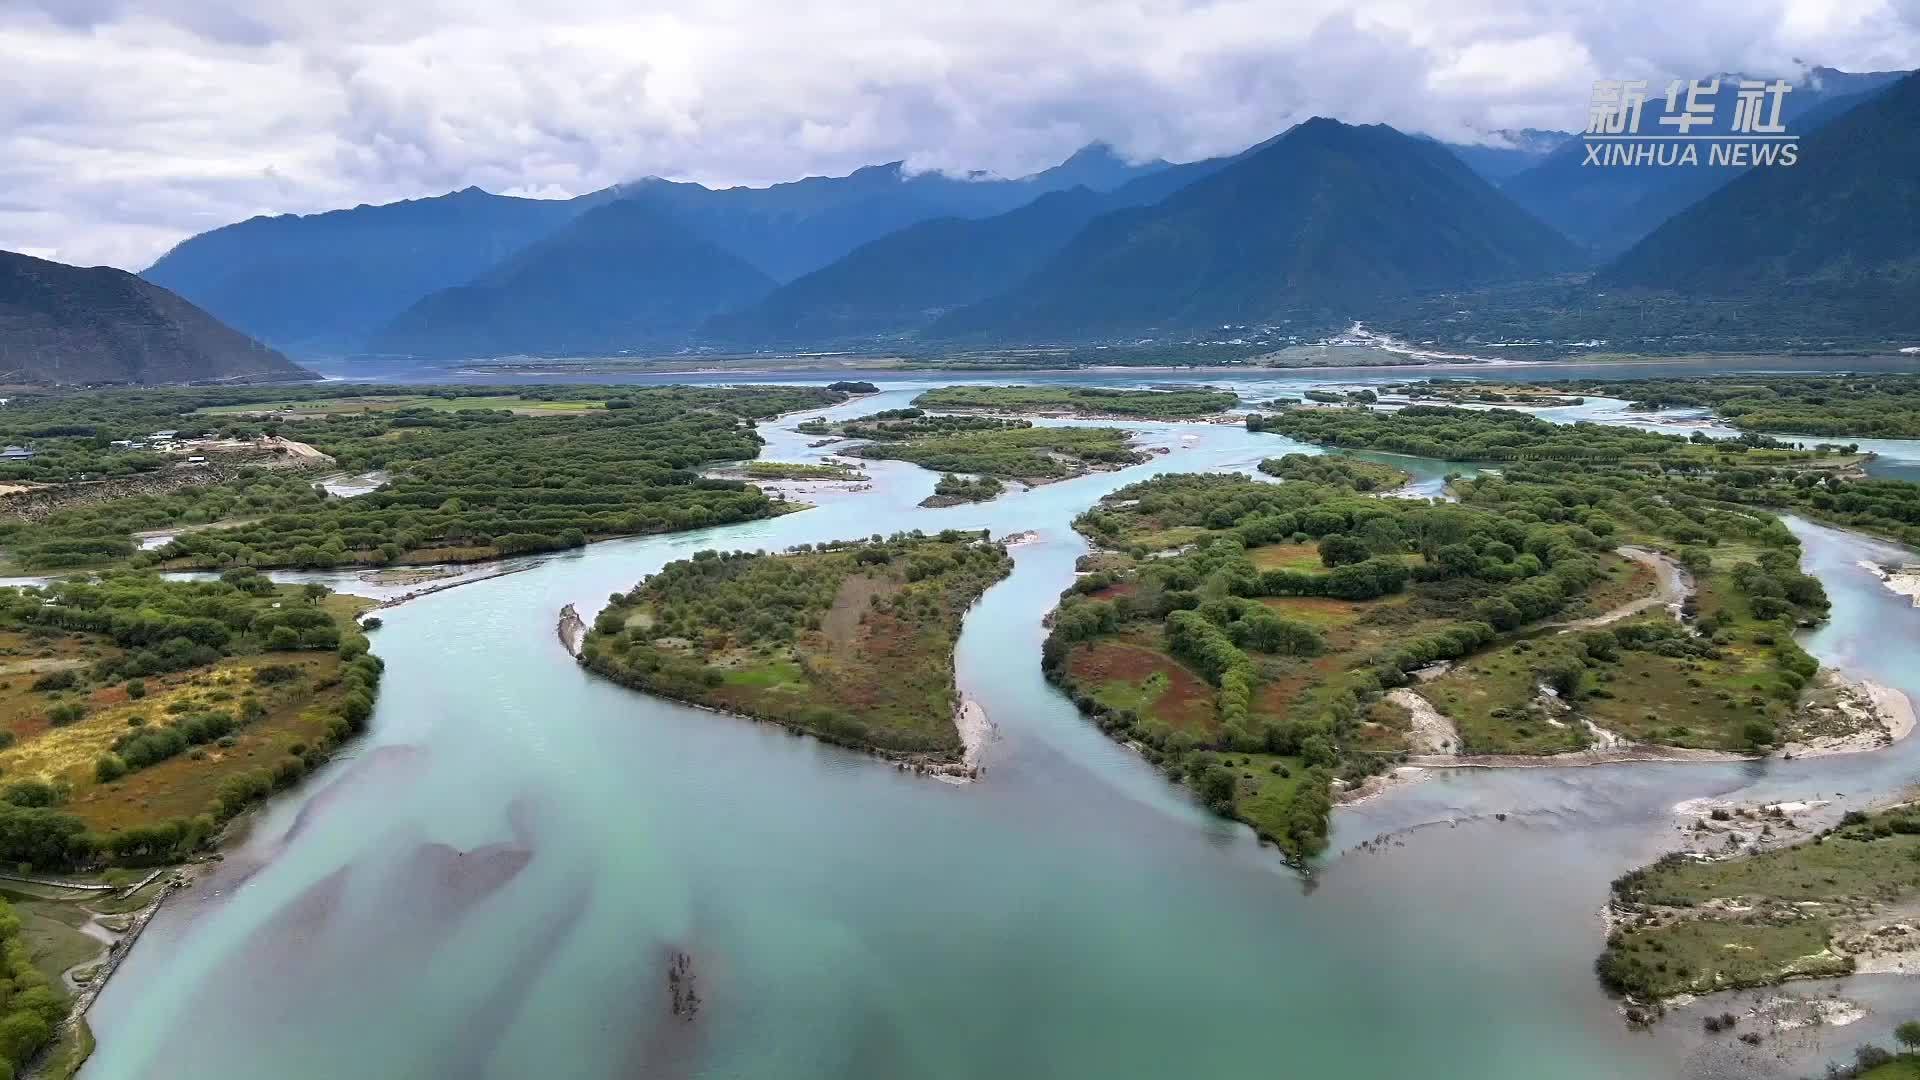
[29,670,77,693]
[252,664,302,685]
[0,782,58,809]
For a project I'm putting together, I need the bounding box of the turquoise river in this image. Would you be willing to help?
[81,371,1920,1079]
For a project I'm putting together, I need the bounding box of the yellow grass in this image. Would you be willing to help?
[0,652,350,830]
[1248,542,1324,571]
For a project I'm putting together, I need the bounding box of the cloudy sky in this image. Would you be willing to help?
[3,0,1917,271]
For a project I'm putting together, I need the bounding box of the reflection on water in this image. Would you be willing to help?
[79,375,1920,1080]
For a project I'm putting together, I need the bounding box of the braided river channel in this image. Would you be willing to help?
[83,366,1920,1079]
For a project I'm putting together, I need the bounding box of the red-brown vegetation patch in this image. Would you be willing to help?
[1577,554,1658,614]
[822,573,902,654]
[1067,640,1216,734]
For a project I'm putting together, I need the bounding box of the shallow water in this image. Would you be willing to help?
[81,380,1920,1079]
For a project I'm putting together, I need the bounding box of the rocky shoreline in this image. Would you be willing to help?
[1780,676,1918,758]
[1859,560,1920,608]
[35,867,199,1078]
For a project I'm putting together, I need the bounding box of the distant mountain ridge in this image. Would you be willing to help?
[121,71,1919,358]
[370,199,774,357]
[704,151,1233,344]
[611,144,1171,283]
[143,187,597,354]
[1501,66,1911,255]
[1601,69,1920,300]
[703,187,1113,344]
[146,143,1172,355]
[0,250,313,385]
[929,118,1578,341]
[1439,129,1573,181]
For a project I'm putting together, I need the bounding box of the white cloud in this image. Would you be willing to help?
[1,0,1915,269]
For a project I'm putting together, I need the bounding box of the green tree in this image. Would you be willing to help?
[1194,764,1237,813]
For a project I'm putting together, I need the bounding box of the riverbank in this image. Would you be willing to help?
[920,405,1245,424]
[40,868,194,1078]
[1411,744,1757,769]
[935,697,994,785]
[1600,800,1920,1013]
[1399,676,1915,769]
[1781,678,1918,758]
[373,564,535,609]
[1860,561,1920,608]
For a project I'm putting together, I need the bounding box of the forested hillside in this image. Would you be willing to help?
[142,187,594,352]
[932,118,1576,341]
[0,251,312,385]
[371,200,776,357]
[1601,71,1920,299]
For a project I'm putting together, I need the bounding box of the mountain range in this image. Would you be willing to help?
[1499,66,1911,256]
[6,65,1913,381]
[1437,129,1571,182]
[142,188,598,354]
[373,199,775,357]
[1600,68,1920,306]
[0,250,312,385]
[931,118,1580,340]
[125,69,1911,358]
[614,142,1174,285]
[145,143,1174,356]
[703,152,1240,344]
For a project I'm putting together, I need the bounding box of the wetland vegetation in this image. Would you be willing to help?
[579,532,1012,769]
[736,461,867,481]
[0,385,849,571]
[1044,469,1638,857]
[909,385,1238,418]
[1041,391,1914,857]
[1576,374,1920,439]
[926,474,1005,505]
[0,571,384,1077]
[1250,403,1920,552]
[1248,403,1865,467]
[0,571,380,862]
[795,410,1146,484]
[1388,373,1920,438]
[1600,803,1920,1003]
[1256,453,1409,492]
